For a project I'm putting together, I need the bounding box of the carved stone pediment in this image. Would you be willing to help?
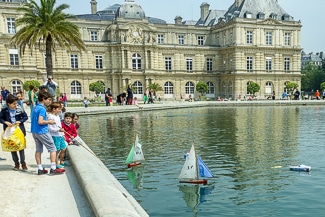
[259,18,282,25]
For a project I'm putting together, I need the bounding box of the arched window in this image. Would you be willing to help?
[246,81,252,94]
[132,53,142,70]
[133,81,143,94]
[228,82,233,97]
[185,81,194,94]
[164,81,174,94]
[11,79,22,94]
[265,81,273,94]
[206,82,214,94]
[71,80,82,94]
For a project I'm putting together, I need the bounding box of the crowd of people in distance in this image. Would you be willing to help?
[0,77,80,175]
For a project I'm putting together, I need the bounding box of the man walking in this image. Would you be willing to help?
[1,86,10,106]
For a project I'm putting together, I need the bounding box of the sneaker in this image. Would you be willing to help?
[13,164,19,171]
[50,168,65,175]
[21,163,28,171]
[57,164,64,169]
[60,162,69,167]
[38,168,48,175]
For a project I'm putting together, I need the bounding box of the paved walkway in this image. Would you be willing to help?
[0,107,93,217]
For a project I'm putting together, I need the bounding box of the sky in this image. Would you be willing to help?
[52,0,324,53]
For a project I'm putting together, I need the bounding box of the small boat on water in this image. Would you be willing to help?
[289,164,311,172]
[125,134,145,168]
[178,143,214,184]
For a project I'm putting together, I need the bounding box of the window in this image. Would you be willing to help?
[230,59,233,70]
[158,34,164,44]
[11,80,22,94]
[186,58,192,72]
[185,82,194,94]
[70,54,78,69]
[90,31,98,41]
[247,56,253,71]
[266,32,272,45]
[223,59,226,70]
[216,34,220,46]
[164,81,174,94]
[70,80,81,94]
[246,31,253,44]
[7,18,15,34]
[284,58,290,71]
[223,82,226,96]
[95,55,103,69]
[198,36,204,45]
[230,32,233,44]
[133,81,143,94]
[284,82,289,93]
[5,0,13,2]
[266,57,272,71]
[284,33,291,46]
[246,81,252,94]
[165,57,172,71]
[178,35,184,45]
[132,53,142,70]
[207,58,212,71]
[9,49,19,66]
[229,82,233,97]
[265,81,272,94]
[206,82,215,94]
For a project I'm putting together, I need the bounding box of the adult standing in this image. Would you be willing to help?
[105,88,112,106]
[43,76,58,101]
[322,90,325,100]
[1,86,10,106]
[315,90,320,100]
[28,85,38,117]
[272,91,275,100]
[127,84,133,105]
[294,89,300,100]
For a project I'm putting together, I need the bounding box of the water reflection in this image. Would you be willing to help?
[127,166,144,190]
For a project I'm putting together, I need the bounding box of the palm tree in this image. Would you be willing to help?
[148,83,163,96]
[10,0,85,78]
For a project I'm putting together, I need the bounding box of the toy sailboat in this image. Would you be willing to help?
[178,143,214,184]
[125,134,145,168]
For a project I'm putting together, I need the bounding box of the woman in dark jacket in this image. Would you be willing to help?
[0,94,28,170]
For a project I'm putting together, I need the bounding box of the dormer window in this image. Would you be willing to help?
[233,11,240,18]
[257,12,265,20]
[282,14,290,21]
[245,12,252,19]
[270,13,277,19]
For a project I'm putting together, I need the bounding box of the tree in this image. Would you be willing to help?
[22,80,41,91]
[148,83,163,96]
[285,82,299,99]
[301,62,325,91]
[320,82,325,91]
[247,82,260,95]
[196,81,208,96]
[10,0,85,78]
[89,81,104,96]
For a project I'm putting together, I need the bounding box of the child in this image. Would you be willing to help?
[31,91,65,175]
[47,102,67,169]
[108,95,113,106]
[61,112,78,146]
[132,97,143,109]
[15,92,25,112]
[0,94,28,170]
[72,113,80,131]
[83,97,90,108]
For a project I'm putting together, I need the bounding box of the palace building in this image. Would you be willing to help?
[0,0,302,100]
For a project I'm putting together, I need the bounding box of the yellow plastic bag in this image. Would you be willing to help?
[1,125,26,152]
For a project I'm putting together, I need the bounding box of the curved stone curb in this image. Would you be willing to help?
[68,144,149,217]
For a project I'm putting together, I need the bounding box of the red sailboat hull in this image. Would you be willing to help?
[179,179,208,185]
[127,162,142,168]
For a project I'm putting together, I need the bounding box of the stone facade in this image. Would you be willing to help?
[0,0,302,100]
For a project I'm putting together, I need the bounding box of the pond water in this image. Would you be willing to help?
[78,106,325,217]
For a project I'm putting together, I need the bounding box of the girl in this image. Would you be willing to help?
[61,112,78,146]
[0,94,28,170]
[72,113,80,131]
[47,102,67,168]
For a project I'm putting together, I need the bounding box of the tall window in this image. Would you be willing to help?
[207,58,212,71]
[95,55,103,69]
[266,32,272,45]
[9,49,19,66]
[158,34,164,44]
[11,80,22,94]
[247,57,253,71]
[229,82,233,97]
[70,80,81,94]
[284,82,289,93]
[90,31,98,41]
[132,53,142,70]
[198,36,204,45]
[186,58,192,72]
[206,82,215,94]
[246,31,253,44]
[133,81,143,94]
[185,82,194,94]
[266,57,272,71]
[178,35,184,45]
[246,81,252,94]
[165,57,172,71]
[70,54,78,69]
[284,58,290,71]
[7,18,15,34]
[284,33,291,46]
[164,81,174,94]
[265,81,272,94]
[230,32,233,44]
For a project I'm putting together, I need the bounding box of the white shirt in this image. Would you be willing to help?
[47,113,64,137]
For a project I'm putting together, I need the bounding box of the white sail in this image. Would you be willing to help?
[178,144,198,180]
[133,134,145,162]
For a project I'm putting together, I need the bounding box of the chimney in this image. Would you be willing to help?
[200,3,210,21]
[90,0,97,14]
[235,0,243,7]
[174,16,183,25]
